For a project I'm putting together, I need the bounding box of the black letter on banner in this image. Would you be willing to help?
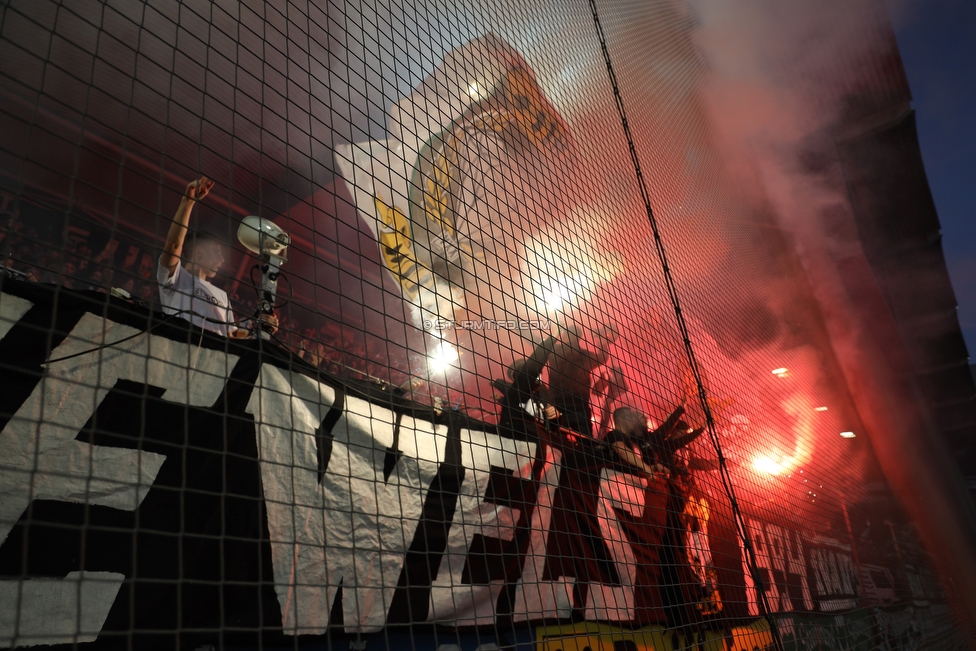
[386,412,465,624]
[463,464,538,584]
[463,438,548,623]
[0,300,86,431]
[316,389,345,483]
[383,412,404,482]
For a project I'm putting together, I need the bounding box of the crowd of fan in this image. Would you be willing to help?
[1,216,409,385]
[1,221,147,296]
[278,319,411,385]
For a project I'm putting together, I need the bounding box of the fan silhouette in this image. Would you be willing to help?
[642,404,718,472]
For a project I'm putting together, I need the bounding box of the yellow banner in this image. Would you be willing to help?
[535,619,774,651]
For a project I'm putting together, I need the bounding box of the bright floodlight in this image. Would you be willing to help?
[840,431,856,439]
[428,341,459,374]
[238,215,290,257]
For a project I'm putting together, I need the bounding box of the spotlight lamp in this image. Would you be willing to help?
[238,215,290,258]
[238,216,290,339]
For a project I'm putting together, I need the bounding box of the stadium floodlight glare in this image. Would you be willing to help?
[238,216,291,339]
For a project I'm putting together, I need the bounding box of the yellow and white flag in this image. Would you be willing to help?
[334,34,573,327]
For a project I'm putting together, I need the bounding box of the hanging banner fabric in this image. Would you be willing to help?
[0,281,948,648]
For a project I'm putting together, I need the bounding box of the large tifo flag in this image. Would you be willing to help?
[334,34,573,327]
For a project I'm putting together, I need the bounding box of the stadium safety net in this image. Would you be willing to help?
[1,0,974,649]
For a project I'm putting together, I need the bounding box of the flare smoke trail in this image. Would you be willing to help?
[683,0,976,639]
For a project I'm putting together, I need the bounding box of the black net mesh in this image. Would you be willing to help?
[0,0,973,649]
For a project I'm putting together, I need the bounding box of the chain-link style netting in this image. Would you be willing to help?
[1,0,972,649]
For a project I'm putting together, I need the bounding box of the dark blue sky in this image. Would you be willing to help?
[894,0,976,356]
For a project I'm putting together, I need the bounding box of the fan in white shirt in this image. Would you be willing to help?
[157,244,236,336]
[157,177,276,337]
